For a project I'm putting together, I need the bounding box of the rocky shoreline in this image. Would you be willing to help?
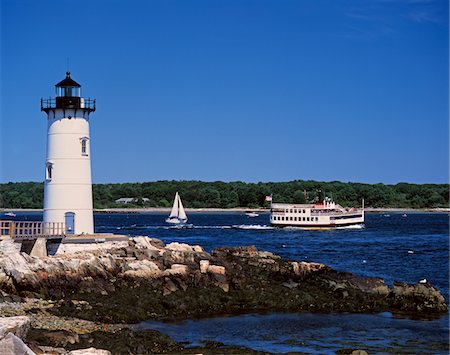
[0,237,447,354]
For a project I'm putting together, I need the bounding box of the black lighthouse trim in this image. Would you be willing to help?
[41,72,96,114]
[55,72,81,88]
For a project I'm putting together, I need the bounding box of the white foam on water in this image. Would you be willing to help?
[232,224,274,230]
[336,224,365,230]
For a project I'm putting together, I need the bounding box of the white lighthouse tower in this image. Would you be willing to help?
[41,72,96,235]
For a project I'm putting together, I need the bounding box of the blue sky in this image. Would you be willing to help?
[1,0,448,184]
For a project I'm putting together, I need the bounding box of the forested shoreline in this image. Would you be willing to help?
[0,180,448,209]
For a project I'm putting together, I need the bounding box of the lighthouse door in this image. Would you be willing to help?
[65,212,75,234]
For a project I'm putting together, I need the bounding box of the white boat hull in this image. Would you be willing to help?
[165,217,187,225]
[270,202,364,228]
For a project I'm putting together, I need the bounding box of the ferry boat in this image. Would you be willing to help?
[270,198,364,228]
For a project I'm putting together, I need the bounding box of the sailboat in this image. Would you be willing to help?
[165,192,188,225]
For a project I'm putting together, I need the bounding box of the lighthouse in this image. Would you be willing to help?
[41,72,96,235]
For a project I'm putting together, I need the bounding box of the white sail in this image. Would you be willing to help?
[177,194,188,221]
[169,192,179,218]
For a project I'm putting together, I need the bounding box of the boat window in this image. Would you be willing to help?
[307,217,310,221]
[290,217,293,221]
[316,217,319,221]
[303,209,306,213]
[294,217,297,221]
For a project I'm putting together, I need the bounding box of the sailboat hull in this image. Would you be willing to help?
[165,217,188,225]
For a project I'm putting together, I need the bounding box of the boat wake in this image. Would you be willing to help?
[232,224,274,230]
[113,224,272,231]
[336,224,365,230]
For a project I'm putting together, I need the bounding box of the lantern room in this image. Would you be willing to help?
[41,72,95,113]
[56,72,81,97]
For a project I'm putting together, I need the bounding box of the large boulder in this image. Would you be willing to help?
[0,316,31,339]
[0,333,35,355]
[390,281,448,313]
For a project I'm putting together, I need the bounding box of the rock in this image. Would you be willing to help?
[282,281,299,289]
[199,260,209,273]
[163,278,178,296]
[166,242,194,253]
[33,330,79,347]
[391,281,448,313]
[192,245,204,253]
[337,350,369,355]
[0,316,31,339]
[0,333,35,355]
[68,347,111,355]
[347,275,389,295]
[54,241,129,255]
[0,238,21,254]
[292,261,326,277]
[164,264,189,276]
[130,237,161,252]
[207,265,225,275]
[163,250,195,264]
[0,241,447,324]
[120,259,160,279]
[35,345,67,354]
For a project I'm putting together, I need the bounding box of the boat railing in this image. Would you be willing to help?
[310,208,363,217]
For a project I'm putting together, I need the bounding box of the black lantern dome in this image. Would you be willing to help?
[55,72,81,97]
[41,72,95,114]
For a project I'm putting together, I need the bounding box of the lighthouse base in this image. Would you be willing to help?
[43,209,94,235]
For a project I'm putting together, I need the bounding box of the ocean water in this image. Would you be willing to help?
[6,211,449,353]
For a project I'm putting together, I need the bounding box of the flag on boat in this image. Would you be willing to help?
[265,195,272,202]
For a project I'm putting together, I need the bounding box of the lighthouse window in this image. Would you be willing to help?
[46,163,53,181]
[80,138,89,156]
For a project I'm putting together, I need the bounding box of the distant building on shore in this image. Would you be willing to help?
[115,197,150,204]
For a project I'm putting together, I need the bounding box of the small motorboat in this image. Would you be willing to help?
[245,212,259,218]
[5,212,16,217]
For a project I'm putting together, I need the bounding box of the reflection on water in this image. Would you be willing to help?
[136,312,449,354]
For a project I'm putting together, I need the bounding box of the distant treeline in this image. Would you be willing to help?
[0,180,448,209]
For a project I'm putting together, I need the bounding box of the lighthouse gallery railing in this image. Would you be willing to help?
[41,98,96,110]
